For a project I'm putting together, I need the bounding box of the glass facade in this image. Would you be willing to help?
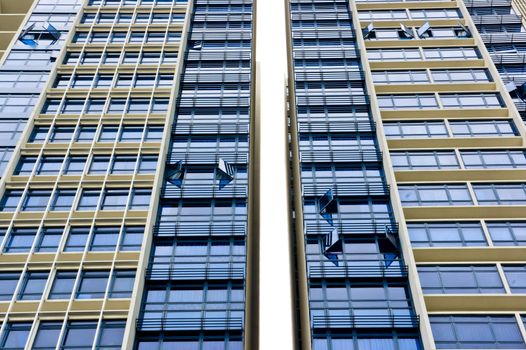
[0,0,189,348]
[134,0,253,348]
[465,0,526,124]
[0,0,82,178]
[0,0,524,348]
[286,0,422,348]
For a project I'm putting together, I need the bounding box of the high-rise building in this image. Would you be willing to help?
[0,0,256,349]
[285,0,526,349]
[465,0,526,123]
[0,0,525,349]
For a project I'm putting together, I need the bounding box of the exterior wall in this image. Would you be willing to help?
[0,0,36,60]
[0,0,82,180]
[133,0,255,348]
[285,0,423,349]
[289,0,526,349]
[0,0,191,348]
[353,0,526,349]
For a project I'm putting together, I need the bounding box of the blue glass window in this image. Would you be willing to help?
[418,265,504,294]
[18,272,49,300]
[76,271,109,299]
[0,273,20,300]
[64,227,90,252]
[408,222,487,247]
[33,322,62,349]
[430,315,526,349]
[487,222,526,246]
[4,228,37,253]
[36,227,63,252]
[0,323,31,350]
[49,271,76,299]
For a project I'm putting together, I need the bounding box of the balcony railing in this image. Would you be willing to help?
[308,263,408,279]
[463,0,511,7]
[161,183,248,199]
[304,221,399,236]
[292,29,355,40]
[153,222,247,237]
[294,69,363,81]
[490,53,526,65]
[145,266,245,280]
[171,123,250,135]
[297,120,374,133]
[167,152,249,165]
[293,48,359,60]
[137,317,244,331]
[186,50,251,61]
[296,94,369,106]
[471,14,522,26]
[480,32,526,45]
[302,182,389,197]
[311,315,419,329]
[299,149,382,163]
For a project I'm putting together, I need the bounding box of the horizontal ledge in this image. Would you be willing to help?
[365,38,475,48]
[359,20,466,29]
[413,247,526,263]
[356,1,458,10]
[369,60,486,70]
[387,137,522,149]
[395,169,526,183]
[374,82,497,94]
[424,295,526,312]
[381,108,510,119]
[403,205,526,220]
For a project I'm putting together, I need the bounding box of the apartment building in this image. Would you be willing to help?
[0,0,256,349]
[0,0,524,349]
[285,0,526,349]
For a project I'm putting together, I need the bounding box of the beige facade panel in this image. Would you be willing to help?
[425,295,526,312]
[413,247,526,263]
[395,169,526,183]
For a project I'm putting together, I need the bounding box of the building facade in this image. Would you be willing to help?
[0,0,524,349]
[285,0,526,349]
[0,0,256,349]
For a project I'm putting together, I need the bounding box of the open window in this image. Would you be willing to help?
[217,158,234,189]
[166,160,184,188]
[363,23,376,39]
[398,24,414,39]
[317,189,337,226]
[417,22,432,38]
[323,228,342,266]
[18,22,61,48]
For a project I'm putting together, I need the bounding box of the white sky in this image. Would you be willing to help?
[256,0,296,349]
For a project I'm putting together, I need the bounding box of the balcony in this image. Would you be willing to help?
[480,32,526,45]
[292,29,355,40]
[153,222,247,237]
[296,94,369,107]
[304,220,399,236]
[464,0,511,7]
[308,263,408,279]
[162,182,248,199]
[490,53,526,65]
[293,47,359,60]
[167,152,249,165]
[311,315,420,329]
[302,182,389,197]
[294,69,363,81]
[297,120,374,133]
[172,123,250,135]
[299,149,382,163]
[137,317,244,331]
[471,14,522,26]
[145,265,245,280]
